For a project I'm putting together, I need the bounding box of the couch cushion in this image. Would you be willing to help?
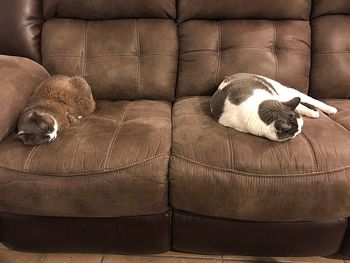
[323,99,350,130]
[42,18,178,101]
[170,97,350,221]
[44,0,176,20]
[177,0,311,23]
[0,100,171,217]
[310,1,350,99]
[176,19,311,97]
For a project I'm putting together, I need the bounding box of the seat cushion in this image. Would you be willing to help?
[170,97,350,222]
[323,99,350,130]
[0,100,171,217]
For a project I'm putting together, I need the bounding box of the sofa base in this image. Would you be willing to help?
[339,220,350,257]
[0,212,170,254]
[172,210,347,257]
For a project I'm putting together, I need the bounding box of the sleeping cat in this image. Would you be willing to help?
[15,75,96,145]
[210,73,337,141]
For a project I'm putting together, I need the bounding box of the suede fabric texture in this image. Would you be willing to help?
[43,0,176,20]
[323,99,350,130]
[0,0,43,62]
[312,0,350,18]
[177,0,311,23]
[170,97,350,221]
[310,3,350,99]
[0,55,50,142]
[177,20,311,97]
[0,100,171,217]
[42,19,178,101]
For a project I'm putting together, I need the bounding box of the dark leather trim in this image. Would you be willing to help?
[172,210,347,256]
[339,219,350,256]
[0,212,170,254]
[0,0,43,62]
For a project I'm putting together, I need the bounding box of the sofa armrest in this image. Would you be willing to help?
[0,55,50,142]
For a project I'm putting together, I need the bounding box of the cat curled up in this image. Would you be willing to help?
[210,73,337,141]
[16,75,96,145]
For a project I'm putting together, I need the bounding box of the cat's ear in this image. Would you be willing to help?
[14,131,31,142]
[67,114,79,125]
[28,111,51,131]
[283,97,301,111]
[28,111,44,123]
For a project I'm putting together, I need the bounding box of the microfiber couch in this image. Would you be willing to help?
[0,0,350,257]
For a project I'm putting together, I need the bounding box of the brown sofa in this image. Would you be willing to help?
[0,0,349,257]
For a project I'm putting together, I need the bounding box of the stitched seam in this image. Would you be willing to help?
[314,51,350,56]
[0,154,169,177]
[300,133,318,170]
[215,22,221,87]
[43,54,176,59]
[136,19,140,98]
[172,154,350,178]
[82,21,88,77]
[272,21,278,80]
[102,103,130,170]
[87,116,171,123]
[180,47,308,56]
[326,116,350,133]
[225,128,234,170]
[24,147,39,171]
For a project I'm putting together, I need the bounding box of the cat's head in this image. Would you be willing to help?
[15,111,58,145]
[258,97,303,141]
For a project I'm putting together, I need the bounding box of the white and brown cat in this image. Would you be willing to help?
[210,73,337,141]
[16,75,96,145]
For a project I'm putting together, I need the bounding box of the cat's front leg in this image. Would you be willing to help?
[295,104,320,118]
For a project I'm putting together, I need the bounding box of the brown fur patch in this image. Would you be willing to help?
[16,75,96,145]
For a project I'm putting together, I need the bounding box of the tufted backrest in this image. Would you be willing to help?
[176,0,312,97]
[41,0,178,101]
[310,0,350,99]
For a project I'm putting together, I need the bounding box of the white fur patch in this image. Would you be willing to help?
[218,89,278,140]
[218,80,230,90]
[48,117,58,142]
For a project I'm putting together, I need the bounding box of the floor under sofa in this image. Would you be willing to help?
[0,242,348,263]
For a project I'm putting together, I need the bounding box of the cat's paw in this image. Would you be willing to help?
[309,110,320,118]
[324,106,337,115]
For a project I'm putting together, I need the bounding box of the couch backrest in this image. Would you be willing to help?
[2,0,350,100]
[176,0,312,97]
[41,0,178,101]
[310,0,350,99]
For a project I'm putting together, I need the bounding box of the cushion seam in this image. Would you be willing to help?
[225,128,234,170]
[214,21,221,87]
[0,154,169,177]
[314,51,350,56]
[102,103,130,170]
[43,53,177,59]
[82,21,88,77]
[180,47,309,56]
[24,147,39,171]
[172,154,350,178]
[300,133,318,170]
[136,19,140,98]
[272,21,279,80]
[326,116,350,133]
